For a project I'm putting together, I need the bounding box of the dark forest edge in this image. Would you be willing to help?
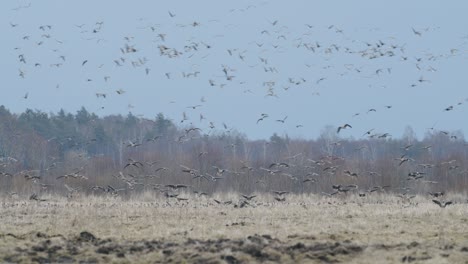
[0,105,467,197]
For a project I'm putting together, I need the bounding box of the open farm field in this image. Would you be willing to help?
[0,193,467,263]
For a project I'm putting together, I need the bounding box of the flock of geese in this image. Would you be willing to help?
[8,2,467,137]
[3,145,461,209]
[3,2,468,208]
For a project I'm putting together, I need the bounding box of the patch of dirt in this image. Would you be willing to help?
[1,231,467,263]
[0,231,366,263]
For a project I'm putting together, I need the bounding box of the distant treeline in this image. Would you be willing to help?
[0,105,467,196]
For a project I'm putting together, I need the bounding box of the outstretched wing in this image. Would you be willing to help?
[432,199,442,207]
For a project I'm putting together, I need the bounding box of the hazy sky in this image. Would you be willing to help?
[1,1,467,140]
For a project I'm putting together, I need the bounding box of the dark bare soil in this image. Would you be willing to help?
[1,231,467,263]
[0,231,364,263]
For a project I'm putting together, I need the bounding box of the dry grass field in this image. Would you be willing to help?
[0,193,467,263]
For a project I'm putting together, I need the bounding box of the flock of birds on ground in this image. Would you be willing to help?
[3,2,468,208]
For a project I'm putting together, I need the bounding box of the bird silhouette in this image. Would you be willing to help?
[432,199,453,208]
[337,124,352,133]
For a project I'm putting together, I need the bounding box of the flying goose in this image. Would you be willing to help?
[185,127,201,134]
[303,178,317,183]
[164,192,179,198]
[401,144,413,151]
[212,166,227,176]
[271,191,289,196]
[165,184,189,190]
[180,165,198,176]
[343,170,358,177]
[428,192,444,198]
[337,124,352,133]
[268,162,290,169]
[395,155,413,166]
[274,197,286,202]
[260,167,281,174]
[29,193,46,201]
[276,116,288,123]
[257,113,268,124]
[432,199,453,208]
[125,140,141,148]
[155,167,169,173]
[444,106,454,111]
[204,173,224,181]
[124,159,144,169]
[362,129,374,136]
[187,105,202,110]
[56,171,87,180]
[241,194,257,200]
[322,191,339,196]
[412,27,422,36]
[146,135,161,142]
[24,174,41,181]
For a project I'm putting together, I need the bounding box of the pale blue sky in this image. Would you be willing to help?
[1,0,467,140]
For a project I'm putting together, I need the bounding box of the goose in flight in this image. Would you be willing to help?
[432,199,452,208]
[268,162,290,169]
[444,106,454,111]
[146,135,161,142]
[24,174,41,181]
[395,155,413,166]
[378,133,391,139]
[154,167,169,173]
[29,193,46,202]
[164,192,179,198]
[212,166,227,176]
[428,191,444,198]
[343,170,358,177]
[401,144,413,151]
[124,159,143,169]
[337,184,358,193]
[268,19,279,26]
[18,69,25,78]
[180,165,198,176]
[241,194,257,200]
[274,197,286,202]
[337,124,352,133]
[260,167,281,174]
[412,27,422,36]
[303,178,317,183]
[362,129,374,136]
[165,184,189,190]
[276,116,288,123]
[205,173,224,181]
[125,140,141,148]
[322,191,339,196]
[56,170,87,180]
[408,171,425,177]
[185,127,201,134]
[368,185,390,193]
[271,190,289,196]
[187,105,202,110]
[257,113,269,124]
